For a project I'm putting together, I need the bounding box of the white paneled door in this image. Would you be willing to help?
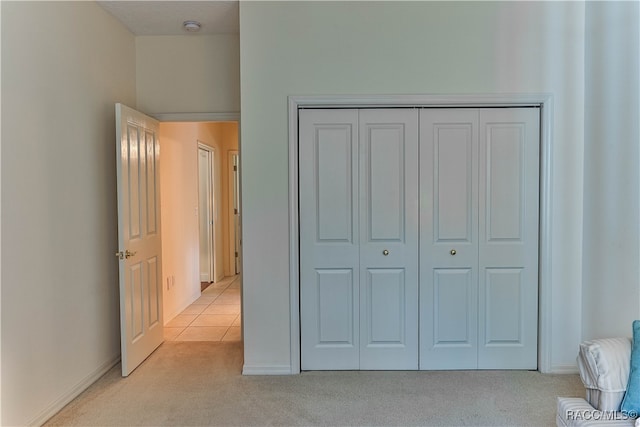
[299,107,539,371]
[116,104,164,377]
[419,109,480,369]
[300,109,419,370]
[198,146,215,283]
[300,109,360,370]
[359,110,419,369]
[477,108,539,369]
[419,108,539,370]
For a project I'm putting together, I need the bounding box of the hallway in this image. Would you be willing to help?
[164,275,241,342]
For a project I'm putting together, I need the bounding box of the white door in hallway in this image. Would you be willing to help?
[299,109,418,370]
[116,104,164,376]
[198,146,215,283]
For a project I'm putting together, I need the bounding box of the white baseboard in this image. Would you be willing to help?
[242,364,293,375]
[28,354,121,426]
[242,363,576,375]
[549,364,579,374]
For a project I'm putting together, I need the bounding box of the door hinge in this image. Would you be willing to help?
[235,252,239,258]
[234,208,238,214]
[233,165,237,171]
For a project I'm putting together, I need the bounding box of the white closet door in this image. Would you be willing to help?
[478,108,539,369]
[419,109,479,369]
[359,109,419,370]
[420,108,539,370]
[300,109,360,370]
[300,107,539,371]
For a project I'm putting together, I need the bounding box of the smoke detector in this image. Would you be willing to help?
[183,21,201,32]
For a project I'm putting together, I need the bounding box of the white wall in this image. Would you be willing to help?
[582,2,640,340]
[239,1,586,373]
[1,1,136,425]
[136,35,240,115]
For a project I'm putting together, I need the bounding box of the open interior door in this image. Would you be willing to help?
[115,103,164,376]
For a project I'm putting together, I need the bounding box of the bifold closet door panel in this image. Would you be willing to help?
[477,108,539,369]
[419,109,480,370]
[359,109,419,370]
[299,109,360,370]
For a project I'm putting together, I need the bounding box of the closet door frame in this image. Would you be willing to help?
[288,94,554,374]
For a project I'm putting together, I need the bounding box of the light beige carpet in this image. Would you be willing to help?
[45,341,584,426]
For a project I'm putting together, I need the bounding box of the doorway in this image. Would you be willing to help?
[159,121,241,337]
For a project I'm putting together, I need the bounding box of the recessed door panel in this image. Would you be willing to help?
[145,130,158,236]
[366,126,404,242]
[433,269,473,346]
[485,124,524,242]
[316,126,354,242]
[484,268,523,345]
[129,262,144,342]
[127,125,142,240]
[365,268,405,345]
[147,256,160,328]
[317,269,355,345]
[435,125,474,242]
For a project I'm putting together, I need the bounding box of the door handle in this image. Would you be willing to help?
[115,250,137,260]
[382,249,390,256]
[450,249,457,256]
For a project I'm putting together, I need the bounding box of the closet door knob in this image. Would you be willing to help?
[383,249,390,256]
[450,249,457,256]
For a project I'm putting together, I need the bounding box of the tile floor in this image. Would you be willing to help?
[164,275,241,342]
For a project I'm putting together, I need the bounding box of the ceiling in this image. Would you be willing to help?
[97,1,239,36]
